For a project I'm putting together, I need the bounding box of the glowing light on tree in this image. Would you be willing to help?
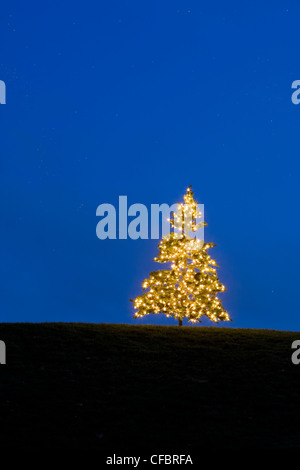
[131,186,231,326]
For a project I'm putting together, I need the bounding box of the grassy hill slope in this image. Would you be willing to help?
[0,323,299,450]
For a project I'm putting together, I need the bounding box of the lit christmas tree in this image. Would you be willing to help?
[131,187,231,326]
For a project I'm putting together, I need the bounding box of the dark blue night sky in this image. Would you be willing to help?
[1,1,299,330]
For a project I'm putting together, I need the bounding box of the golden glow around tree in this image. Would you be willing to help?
[131,187,231,326]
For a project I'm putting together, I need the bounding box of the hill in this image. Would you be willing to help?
[0,323,299,451]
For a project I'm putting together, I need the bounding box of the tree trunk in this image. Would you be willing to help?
[178,319,182,326]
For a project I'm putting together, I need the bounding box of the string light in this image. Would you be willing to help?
[131,186,231,326]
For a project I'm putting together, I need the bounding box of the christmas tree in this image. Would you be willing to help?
[131,187,231,326]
